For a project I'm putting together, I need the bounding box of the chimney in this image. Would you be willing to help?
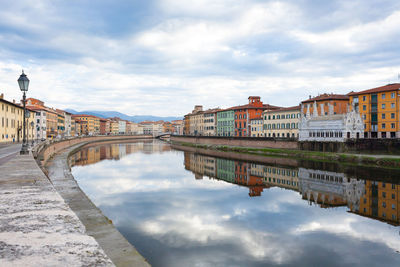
[309,95,311,99]
[0,93,3,99]
[13,99,15,104]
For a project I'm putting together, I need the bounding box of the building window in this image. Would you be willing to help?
[391,103,395,108]
[391,92,395,98]
[363,96,366,101]
[382,113,386,119]
[382,104,386,109]
[363,105,366,111]
[382,93,386,99]
[391,123,395,129]
[382,123,386,129]
[382,192,386,198]
[391,113,395,119]
[392,204,395,210]
[382,202,386,208]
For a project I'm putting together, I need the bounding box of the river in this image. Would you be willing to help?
[70,140,400,267]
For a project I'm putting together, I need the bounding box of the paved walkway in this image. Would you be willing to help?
[0,144,21,166]
[46,144,150,267]
[0,152,114,266]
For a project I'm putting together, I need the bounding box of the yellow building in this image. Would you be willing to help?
[262,165,299,191]
[71,115,100,135]
[46,110,58,138]
[348,83,400,138]
[110,121,119,135]
[0,94,24,143]
[56,112,65,137]
[250,117,263,137]
[357,180,400,225]
[263,105,300,138]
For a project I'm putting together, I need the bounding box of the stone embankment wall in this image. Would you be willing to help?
[171,143,299,167]
[35,135,153,164]
[171,135,298,149]
[173,136,400,153]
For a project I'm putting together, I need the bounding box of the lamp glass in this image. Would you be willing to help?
[18,71,29,92]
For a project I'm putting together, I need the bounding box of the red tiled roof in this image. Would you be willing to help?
[0,98,23,109]
[266,105,301,112]
[71,114,99,118]
[347,83,400,96]
[301,94,349,104]
[203,108,222,114]
[228,103,281,110]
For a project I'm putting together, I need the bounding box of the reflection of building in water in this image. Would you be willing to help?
[187,153,216,180]
[190,153,205,179]
[355,180,400,226]
[235,162,264,197]
[216,158,235,183]
[261,165,299,191]
[70,143,151,167]
[298,168,364,208]
[204,157,216,178]
[71,146,101,166]
[143,141,171,153]
[180,152,400,225]
[119,144,126,158]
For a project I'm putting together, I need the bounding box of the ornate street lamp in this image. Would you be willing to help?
[18,70,30,154]
[30,121,35,145]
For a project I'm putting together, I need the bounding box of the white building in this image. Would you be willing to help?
[299,101,364,142]
[31,108,47,141]
[64,112,72,137]
[298,167,364,209]
[142,122,163,136]
[118,120,126,134]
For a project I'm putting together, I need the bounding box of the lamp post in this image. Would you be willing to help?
[18,70,30,155]
[30,121,34,145]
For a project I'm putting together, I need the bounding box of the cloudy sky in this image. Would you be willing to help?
[0,0,400,116]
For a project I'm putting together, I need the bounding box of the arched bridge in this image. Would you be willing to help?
[155,133,171,139]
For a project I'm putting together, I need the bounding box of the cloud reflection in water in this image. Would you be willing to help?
[71,142,400,267]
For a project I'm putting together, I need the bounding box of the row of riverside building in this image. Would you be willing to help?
[184,152,400,225]
[183,83,400,141]
[0,94,183,144]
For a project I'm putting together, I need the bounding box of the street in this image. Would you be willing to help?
[0,144,21,166]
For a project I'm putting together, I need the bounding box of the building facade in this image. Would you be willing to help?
[250,117,263,137]
[348,83,400,138]
[299,101,364,142]
[216,109,235,137]
[0,95,23,143]
[71,115,100,135]
[263,105,300,138]
[203,109,219,136]
[234,96,280,137]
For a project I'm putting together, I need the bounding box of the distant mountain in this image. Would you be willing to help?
[65,109,182,123]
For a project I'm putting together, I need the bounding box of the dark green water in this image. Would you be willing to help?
[70,141,400,267]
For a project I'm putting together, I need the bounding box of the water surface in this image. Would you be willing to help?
[71,141,400,267]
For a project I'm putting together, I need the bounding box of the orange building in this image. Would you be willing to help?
[357,180,400,225]
[233,96,280,137]
[348,83,400,138]
[71,114,100,135]
[301,93,349,116]
[99,118,111,135]
[26,98,59,138]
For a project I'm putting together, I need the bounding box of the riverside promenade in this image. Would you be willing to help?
[0,146,114,266]
[0,137,152,266]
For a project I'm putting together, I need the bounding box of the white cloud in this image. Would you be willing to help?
[1,1,400,116]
